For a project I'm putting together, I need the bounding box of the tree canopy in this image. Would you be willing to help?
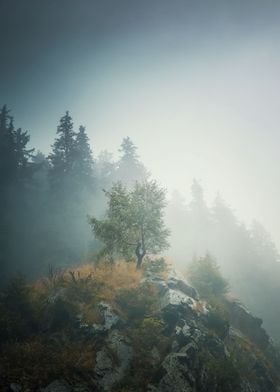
[90,180,170,268]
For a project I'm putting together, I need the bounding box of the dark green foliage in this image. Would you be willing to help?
[117,317,169,391]
[0,275,38,342]
[203,354,240,392]
[0,106,38,280]
[74,125,94,183]
[48,111,77,183]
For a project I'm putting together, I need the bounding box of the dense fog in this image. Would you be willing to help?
[1,0,280,358]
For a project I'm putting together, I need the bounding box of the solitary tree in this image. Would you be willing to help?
[90,180,170,268]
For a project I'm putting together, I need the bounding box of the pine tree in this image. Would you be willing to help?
[116,137,148,186]
[48,111,76,186]
[74,125,94,184]
[0,106,36,282]
[0,106,16,184]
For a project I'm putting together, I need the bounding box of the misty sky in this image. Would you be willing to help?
[1,0,280,247]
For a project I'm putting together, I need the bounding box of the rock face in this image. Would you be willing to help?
[41,380,71,392]
[94,331,132,391]
[227,300,270,349]
[143,267,279,392]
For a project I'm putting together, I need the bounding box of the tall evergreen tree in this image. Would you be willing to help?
[48,111,76,186]
[116,137,148,186]
[0,106,36,282]
[74,125,94,184]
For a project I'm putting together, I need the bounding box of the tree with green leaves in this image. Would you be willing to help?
[90,180,170,268]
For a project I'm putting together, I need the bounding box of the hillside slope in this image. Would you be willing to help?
[1,261,279,392]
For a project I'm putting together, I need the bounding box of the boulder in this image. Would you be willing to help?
[81,301,120,336]
[94,331,132,391]
[98,301,120,330]
[9,384,22,392]
[154,353,194,392]
[41,380,71,392]
[167,270,198,300]
[227,301,269,349]
[161,289,196,310]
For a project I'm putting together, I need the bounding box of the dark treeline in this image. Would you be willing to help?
[0,106,148,284]
[166,180,280,341]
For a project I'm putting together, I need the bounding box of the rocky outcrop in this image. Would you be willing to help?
[6,266,280,392]
[144,269,279,392]
[227,300,270,349]
[94,331,132,391]
[41,380,71,392]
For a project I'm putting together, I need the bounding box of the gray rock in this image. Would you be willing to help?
[98,301,119,330]
[9,384,22,392]
[82,302,119,335]
[175,319,204,347]
[167,270,198,300]
[160,289,196,312]
[150,346,161,366]
[227,300,269,349]
[141,275,169,295]
[72,385,91,392]
[155,353,194,392]
[41,380,71,392]
[94,331,132,391]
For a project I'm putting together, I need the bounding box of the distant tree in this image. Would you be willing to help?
[90,180,170,268]
[48,111,76,186]
[73,125,94,184]
[189,179,208,213]
[116,137,148,186]
[212,193,237,228]
[0,106,37,281]
[187,254,229,299]
[0,106,34,185]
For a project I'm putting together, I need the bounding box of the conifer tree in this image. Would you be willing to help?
[116,137,148,186]
[48,111,76,186]
[74,125,94,184]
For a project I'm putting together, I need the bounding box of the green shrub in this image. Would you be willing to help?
[187,255,229,299]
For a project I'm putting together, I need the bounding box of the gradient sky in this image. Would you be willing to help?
[1,0,280,247]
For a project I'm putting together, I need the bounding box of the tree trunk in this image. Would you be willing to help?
[135,241,145,269]
[136,254,144,269]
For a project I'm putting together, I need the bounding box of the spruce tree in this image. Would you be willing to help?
[116,137,148,186]
[74,125,94,184]
[48,111,76,187]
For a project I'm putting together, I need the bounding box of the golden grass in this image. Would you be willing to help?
[34,260,143,304]
[82,261,143,302]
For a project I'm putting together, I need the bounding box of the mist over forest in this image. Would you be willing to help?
[1,1,280,391]
[1,106,280,344]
